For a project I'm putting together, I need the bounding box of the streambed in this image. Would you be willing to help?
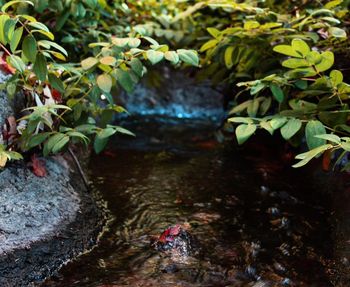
[43,117,335,287]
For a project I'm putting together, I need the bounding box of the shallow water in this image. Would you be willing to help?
[43,118,334,287]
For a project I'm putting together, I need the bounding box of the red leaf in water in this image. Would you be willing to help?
[169,224,181,236]
[158,228,171,243]
[158,225,181,243]
[30,154,47,177]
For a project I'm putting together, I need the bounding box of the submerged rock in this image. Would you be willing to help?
[154,225,198,258]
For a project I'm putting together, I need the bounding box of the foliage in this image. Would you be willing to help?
[227,36,350,169]
[0,0,199,168]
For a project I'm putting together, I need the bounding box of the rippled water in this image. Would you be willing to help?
[43,118,334,287]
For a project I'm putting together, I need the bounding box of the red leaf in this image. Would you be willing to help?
[30,154,47,177]
[51,89,62,103]
[0,55,16,74]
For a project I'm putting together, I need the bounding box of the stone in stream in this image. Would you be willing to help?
[154,225,198,258]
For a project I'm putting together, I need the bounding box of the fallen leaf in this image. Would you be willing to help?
[30,154,47,177]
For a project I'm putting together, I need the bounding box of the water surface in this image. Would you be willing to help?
[44,118,333,287]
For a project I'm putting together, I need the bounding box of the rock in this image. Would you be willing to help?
[154,225,197,257]
[0,156,104,287]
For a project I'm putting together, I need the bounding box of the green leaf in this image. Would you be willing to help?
[280,118,302,140]
[81,57,99,70]
[330,70,343,86]
[260,121,274,135]
[113,69,134,94]
[224,46,235,69]
[1,0,33,12]
[130,58,143,77]
[291,39,310,57]
[10,27,23,53]
[97,73,113,93]
[270,84,284,103]
[128,38,141,48]
[314,134,341,144]
[4,18,16,43]
[247,99,259,117]
[0,15,10,44]
[260,97,272,115]
[228,117,254,124]
[52,135,69,153]
[94,131,111,154]
[177,49,199,66]
[146,50,164,65]
[329,27,347,38]
[305,120,327,149]
[292,144,332,168]
[27,132,50,149]
[250,82,265,95]
[84,0,97,9]
[28,21,49,32]
[273,45,301,58]
[22,35,37,62]
[282,58,309,68]
[207,27,220,38]
[235,124,256,145]
[111,125,135,136]
[341,142,350,152]
[270,117,287,129]
[244,20,260,30]
[199,39,218,52]
[48,73,64,93]
[38,40,68,56]
[44,133,65,156]
[164,51,179,64]
[315,51,334,72]
[31,29,54,40]
[33,53,47,81]
[8,55,25,72]
[295,80,308,90]
[325,0,343,9]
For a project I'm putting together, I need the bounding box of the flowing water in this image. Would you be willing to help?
[43,117,334,287]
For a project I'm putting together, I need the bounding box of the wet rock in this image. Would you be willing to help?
[0,157,104,286]
[154,225,197,257]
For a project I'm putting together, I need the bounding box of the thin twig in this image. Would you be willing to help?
[68,146,90,191]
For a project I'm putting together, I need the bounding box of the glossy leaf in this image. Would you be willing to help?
[22,35,37,62]
[10,27,23,52]
[97,74,113,93]
[177,49,199,66]
[81,57,98,70]
[235,124,256,145]
[270,84,284,103]
[280,118,302,140]
[33,54,48,81]
[146,50,164,65]
[305,120,327,150]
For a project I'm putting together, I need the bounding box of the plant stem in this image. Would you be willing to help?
[68,146,90,191]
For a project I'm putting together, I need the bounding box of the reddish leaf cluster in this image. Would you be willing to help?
[158,224,181,243]
[30,154,47,177]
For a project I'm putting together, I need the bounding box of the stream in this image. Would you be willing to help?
[43,117,334,287]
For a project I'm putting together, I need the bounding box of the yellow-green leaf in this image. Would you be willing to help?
[97,73,113,93]
[10,27,23,52]
[81,57,98,70]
